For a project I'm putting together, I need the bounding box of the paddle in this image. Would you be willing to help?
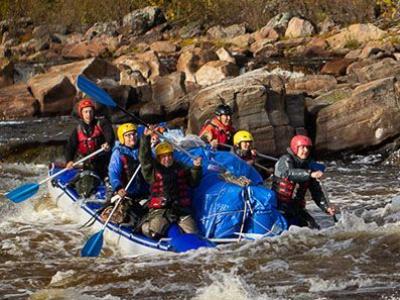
[77,76,198,161]
[81,164,141,257]
[309,162,338,223]
[6,148,104,203]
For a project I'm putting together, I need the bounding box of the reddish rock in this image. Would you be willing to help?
[150,40,177,53]
[321,59,355,76]
[316,77,400,153]
[151,71,187,116]
[285,17,315,39]
[195,60,239,86]
[28,74,76,115]
[0,83,39,119]
[286,75,337,93]
[353,58,400,83]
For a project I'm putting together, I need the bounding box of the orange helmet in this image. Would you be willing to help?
[77,98,95,117]
[290,135,312,155]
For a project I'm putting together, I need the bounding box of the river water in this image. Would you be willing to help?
[1,156,400,300]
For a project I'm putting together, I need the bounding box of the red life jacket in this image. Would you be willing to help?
[119,154,140,188]
[199,117,235,144]
[76,121,104,156]
[273,177,309,208]
[149,164,191,209]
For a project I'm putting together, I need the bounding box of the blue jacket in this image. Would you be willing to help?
[108,142,148,198]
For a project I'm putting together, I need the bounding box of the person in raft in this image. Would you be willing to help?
[272,135,336,229]
[198,104,235,150]
[65,98,114,179]
[233,130,257,165]
[139,127,202,239]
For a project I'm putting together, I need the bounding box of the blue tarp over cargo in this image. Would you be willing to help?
[174,146,288,239]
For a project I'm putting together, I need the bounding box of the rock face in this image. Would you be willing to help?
[0,60,14,88]
[188,68,305,156]
[151,71,187,115]
[28,74,76,115]
[195,61,239,86]
[0,83,39,119]
[122,6,166,35]
[315,77,400,153]
[326,23,386,49]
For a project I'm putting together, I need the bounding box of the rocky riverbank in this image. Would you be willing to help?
[1,6,400,162]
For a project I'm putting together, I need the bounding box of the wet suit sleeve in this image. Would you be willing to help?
[99,119,115,147]
[139,135,155,184]
[275,155,311,183]
[65,128,78,162]
[187,164,202,187]
[309,179,328,212]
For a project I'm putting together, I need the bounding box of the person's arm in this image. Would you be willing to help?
[274,155,310,183]
[100,119,115,146]
[65,129,78,163]
[185,157,202,187]
[139,134,155,184]
[309,179,329,212]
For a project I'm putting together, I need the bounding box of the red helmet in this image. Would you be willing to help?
[77,98,95,117]
[290,135,312,154]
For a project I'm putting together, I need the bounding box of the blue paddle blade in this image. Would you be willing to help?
[77,76,117,108]
[309,162,326,172]
[6,183,39,203]
[167,224,215,253]
[81,229,104,257]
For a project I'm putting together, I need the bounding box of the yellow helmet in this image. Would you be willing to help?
[117,123,137,144]
[233,130,254,146]
[155,142,173,156]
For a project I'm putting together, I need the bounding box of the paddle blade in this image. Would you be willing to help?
[6,183,39,203]
[81,229,104,257]
[77,76,117,108]
[167,224,215,253]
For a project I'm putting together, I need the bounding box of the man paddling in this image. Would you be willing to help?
[199,104,235,150]
[272,135,336,229]
[65,98,115,179]
[139,127,202,239]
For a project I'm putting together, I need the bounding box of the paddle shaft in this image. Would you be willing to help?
[39,148,104,185]
[219,143,278,162]
[318,179,338,223]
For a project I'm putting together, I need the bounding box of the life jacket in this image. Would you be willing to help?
[76,121,104,156]
[199,117,234,145]
[272,177,309,208]
[149,163,191,209]
[120,153,140,188]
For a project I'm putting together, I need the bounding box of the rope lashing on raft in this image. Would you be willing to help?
[219,171,252,187]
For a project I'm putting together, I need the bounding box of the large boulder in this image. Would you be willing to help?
[28,74,76,115]
[188,68,306,156]
[122,6,166,35]
[114,50,168,84]
[48,57,120,84]
[0,83,39,119]
[151,71,187,116]
[352,58,400,83]
[176,48,218,83]
[315,77,400,153]
[326,23,387,50]
[286,75,337,94]
[285,17,315,39]
[195,60,239,86]
[62,35,120,59]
